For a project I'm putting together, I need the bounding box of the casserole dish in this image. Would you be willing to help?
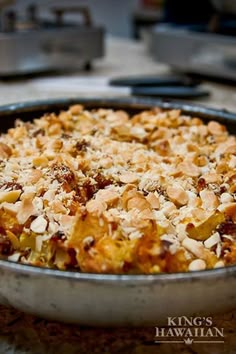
[0,97,235,326]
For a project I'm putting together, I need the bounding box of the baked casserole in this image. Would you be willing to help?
[0,104,235,274]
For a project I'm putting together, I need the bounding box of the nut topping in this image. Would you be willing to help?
[178,161,200,177]
[208,121,226,135]
[0,104,234,273]
[30,215,48,234]
[167,185,189,206]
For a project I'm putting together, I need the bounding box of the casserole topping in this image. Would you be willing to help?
[0,104,236,273]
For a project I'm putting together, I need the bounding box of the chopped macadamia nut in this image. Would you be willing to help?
[69,104,83,115]
[96,189,119,205]
[208,121,226,135]
[30,215,48,234]
[220,193,234,204]
[204,232,221,249]
[119,172,139,184]
[182,237,205,258]
[28,169,43,184]
[214,260,225,268]
[224,144,236,155]
[178,161,200,177]
[17,198,35,224]
[2,201,21,214]
[189,259,206,271]
[0,142,12,158]
[200,190,219,210]
[146,192,160,209]
[86,199,107,215]
[167,185,189,206]
[202,173,221,184]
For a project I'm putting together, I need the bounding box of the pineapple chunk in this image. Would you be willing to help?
[0,190,21,203]
[186,211,225,241]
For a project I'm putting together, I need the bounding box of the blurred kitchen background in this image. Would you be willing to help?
[1,0,236,110]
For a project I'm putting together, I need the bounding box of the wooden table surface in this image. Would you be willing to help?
[0,37,235,354]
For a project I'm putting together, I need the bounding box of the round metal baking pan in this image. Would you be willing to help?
[0,97,235,326]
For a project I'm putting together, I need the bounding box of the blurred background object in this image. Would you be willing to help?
[1,0,139,38]
[0,1,105,75]
[164,0,214,26]
[4,0,236,78]
[132,0,163,39]
[134,0,236,36]
[2,0,236,103]
[148,0,236,82]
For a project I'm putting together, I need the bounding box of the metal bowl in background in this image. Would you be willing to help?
[0,97,235,326]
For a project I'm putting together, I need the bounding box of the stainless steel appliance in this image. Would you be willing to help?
[0,4,104,75]
[150,25,236,81]
[149,0,236,81]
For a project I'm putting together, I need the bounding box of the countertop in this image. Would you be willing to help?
[0,37,235,354]
[1,36,236,113]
